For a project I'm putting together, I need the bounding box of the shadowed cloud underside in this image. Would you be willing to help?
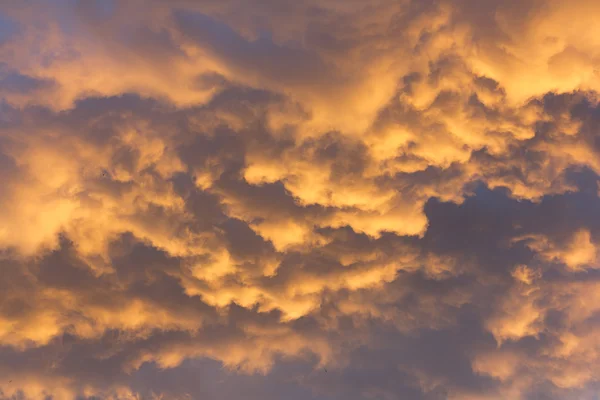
[2,1,600,399]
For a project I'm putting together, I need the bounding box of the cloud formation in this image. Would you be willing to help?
[2,0,600,399]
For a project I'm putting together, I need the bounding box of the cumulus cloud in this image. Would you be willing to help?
[2,0,600,399]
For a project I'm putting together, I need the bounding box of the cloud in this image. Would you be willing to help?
[3,0,600,399]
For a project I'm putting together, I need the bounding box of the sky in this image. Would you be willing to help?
[1,0,600,399]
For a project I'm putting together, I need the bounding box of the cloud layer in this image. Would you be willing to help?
[2,1,600,399]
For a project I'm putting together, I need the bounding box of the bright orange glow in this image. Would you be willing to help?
[2,1,600,399]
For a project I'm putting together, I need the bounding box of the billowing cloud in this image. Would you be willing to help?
[2,0,600,399]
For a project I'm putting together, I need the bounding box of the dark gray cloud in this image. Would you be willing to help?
[2,0,600,399]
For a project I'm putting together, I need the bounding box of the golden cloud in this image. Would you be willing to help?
[2,0,600,399]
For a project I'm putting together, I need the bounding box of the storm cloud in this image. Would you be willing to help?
[2,1,600,399]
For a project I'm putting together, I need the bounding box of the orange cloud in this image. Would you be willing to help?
[4,0,600,399]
